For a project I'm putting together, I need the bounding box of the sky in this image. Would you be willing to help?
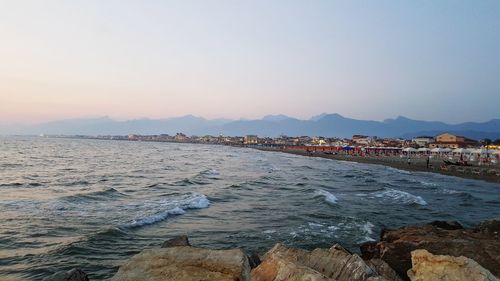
[0,0,499,125]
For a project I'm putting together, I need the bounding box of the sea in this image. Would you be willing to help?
[1,136,499,280]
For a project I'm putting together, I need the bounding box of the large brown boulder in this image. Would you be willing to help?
[360,221,500,280]
[111,246,250,281]
[407,249,499,281]
[251,243,400,281]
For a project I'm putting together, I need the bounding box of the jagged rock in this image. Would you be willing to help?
[428,221,464,230]
[42,268,89,281]
[407,249,499,281]
[366,259,404,281]
[251,243,396,281]
[111,246,250,281]
[161,235,191,248]
[247,252,261,269]
[251,254,333,281]
[476,220,500,238]
[360,221,500,280]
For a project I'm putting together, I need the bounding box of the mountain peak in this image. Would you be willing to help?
[310,113,343,121]
[384,116,411,123]
[262,114,291,122]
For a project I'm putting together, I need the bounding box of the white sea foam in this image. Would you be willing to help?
[362,222,375,235]
[419,181,437,187]
[440,188,460,194]
[203,169,220,179]
[186,194,210,209]
[292,219,375,243]
[308,222,324,228]
[315,189,338,204]
[128,207,185,228]
[327,225,340,231]
[263,230,276,234]
[126,193,210,228]
[373,188,427,205]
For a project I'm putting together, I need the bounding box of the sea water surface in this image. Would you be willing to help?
[1,137,499,280]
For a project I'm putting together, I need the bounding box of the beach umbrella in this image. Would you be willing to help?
[430,148,443,153]
[402,147,417,152]
[492,150,500,155]
[452,148,466,154]
[441,148,452,153]
[471,148,487,154]
[417,148,429,152]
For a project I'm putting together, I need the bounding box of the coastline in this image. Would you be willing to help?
[48,136,500,183]
[256,147,500,184]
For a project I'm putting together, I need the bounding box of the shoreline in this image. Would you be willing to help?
[257,147,500,184]
[36,136,500,184]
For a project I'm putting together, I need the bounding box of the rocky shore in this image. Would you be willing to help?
[44,220,499,281]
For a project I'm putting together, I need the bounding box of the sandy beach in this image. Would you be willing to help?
[257,147,500,184]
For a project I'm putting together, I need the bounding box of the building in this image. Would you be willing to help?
[428,133,476,149]
[244,135,258,144]
[412,136,434,147]
[352,135,370,145]
[174,133,188,141]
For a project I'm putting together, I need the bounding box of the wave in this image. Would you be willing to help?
[59,188,126,202]
[171,169,221,186]
[372,188,427,205]
[315,189,338,204]
[124,193,210,228]
[0,182,42,188]
[200,169,220,179]
[385,167,411,175]
[127,207,186,228]
[290,219,375,243]
[419,181,438,187]
[0,182,23,187]
[63,180,90,186]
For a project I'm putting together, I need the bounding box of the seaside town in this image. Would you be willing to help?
[66,132,500,182]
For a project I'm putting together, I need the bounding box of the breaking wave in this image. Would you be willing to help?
[372,188,427,205]
[125,193,210,228]
[315,189,338,204]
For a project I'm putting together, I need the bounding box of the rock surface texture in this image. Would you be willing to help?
[407,249,499,281]
[360,220,500,280]
[42,268,89,281]
[160,235,191,248]
[111,246,251,281]
[251,243,401,281]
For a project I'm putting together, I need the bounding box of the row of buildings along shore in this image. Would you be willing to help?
[73,132,499,151]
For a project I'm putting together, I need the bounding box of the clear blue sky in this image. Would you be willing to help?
[0,0,499,124]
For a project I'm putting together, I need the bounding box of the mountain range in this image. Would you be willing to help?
[2,114,500,140]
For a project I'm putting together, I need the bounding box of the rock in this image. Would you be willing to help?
[428,221,464,230]
[42,268,89,281]
[366,259,404,281]
[251,243,397,281]
[476,220,500,238]
[251,253,333,281]
[360,221,500,280]
[407,249,499,281]
[111,246,250,281]
[247,252,261,269]
[161,235,191,248]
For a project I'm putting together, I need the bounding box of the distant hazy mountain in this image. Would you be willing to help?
[2,114,500,140]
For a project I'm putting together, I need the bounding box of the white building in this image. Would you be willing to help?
[412,136,434,147]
